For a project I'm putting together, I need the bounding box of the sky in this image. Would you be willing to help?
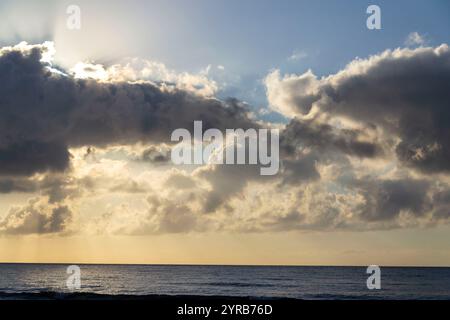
[0,0,449,266]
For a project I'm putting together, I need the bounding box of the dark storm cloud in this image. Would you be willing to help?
[268,45,450,173]
[432,189,450,219]
[322,46,450,173]
[281,119,382,158]
[348,178,432,221]
[0,44,257,176]
[0,141,70,176]
[280,154,320,185]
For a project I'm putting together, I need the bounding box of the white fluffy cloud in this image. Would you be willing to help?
[265,69,320,117]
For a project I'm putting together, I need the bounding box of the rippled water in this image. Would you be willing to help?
[0,264,449,299]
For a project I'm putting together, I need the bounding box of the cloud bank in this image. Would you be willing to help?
[0,42,449,235]
[0,42,256,176]
[266,45,450,173]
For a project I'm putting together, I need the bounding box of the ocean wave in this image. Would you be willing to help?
[0,291,298,301]
[204,282,276,288]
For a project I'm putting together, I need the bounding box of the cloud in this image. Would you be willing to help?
[405,32,426,47]
[164,170,197,189]
[0,173,82,203]
[0,42,257,176]
[288,50,308,61]
[266,45,450,173]
[432,189,450,219]
[280,154,320,185]
[265,69,320,117]
[281,119,382,159]
[1,41,450,236]
[95,193,201,235]
[82,57,219,97]
[192,163,269,213]
[346,177,432,221]
[0,177,39,193]
[0,141,71,176]
[0,198,72,235]
[140,145,171,164]
[76,153,450,235]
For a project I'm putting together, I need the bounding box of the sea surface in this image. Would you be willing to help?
[0,264,449,300]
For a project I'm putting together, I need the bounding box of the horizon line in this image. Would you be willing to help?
[1,261,449,268]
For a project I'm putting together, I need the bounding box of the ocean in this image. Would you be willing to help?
[0,264,449,300]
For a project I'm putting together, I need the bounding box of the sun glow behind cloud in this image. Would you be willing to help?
[71,62,109,80]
